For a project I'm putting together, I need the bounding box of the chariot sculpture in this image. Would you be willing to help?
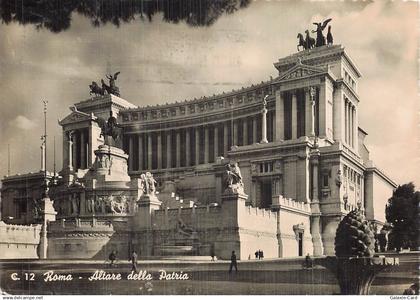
[297,18,333,51]
[89,71,121,97]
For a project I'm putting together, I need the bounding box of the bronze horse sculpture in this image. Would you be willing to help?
[89,81,105,96]
[89,71,121,98]
[94,111,121,144]
[297,31,315,51]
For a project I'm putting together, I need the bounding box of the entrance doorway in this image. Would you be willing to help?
[260,181,272,208]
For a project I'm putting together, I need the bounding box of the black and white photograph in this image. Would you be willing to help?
[0,0,418,297]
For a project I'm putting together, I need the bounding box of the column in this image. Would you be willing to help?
[243,118,248,145]
[344,100,348,144]
[195,127,200,165]
[305,88,314,136]
[214,125,219,159]
[72,130,77,170]
[80,130,86,169]
[350,104,353,146]
[333,87,345,143]
[67,131,73,170]
[291,91,297,139]
[353,106,359,151]
[138,134,144,171]
[157,132,162,169]
[275,90,285,141]
[261,106,268,143]
[310,150,323,255]
[223,122,228,157]
[351,106,355,148]
[204,126,209,163]
[40,144,45,171]
[233,121,238,146]
[147,133,152,170]
[318,81,328,138]
[128,135,134,171]
[176,130,181,167]
[166,131,172,168]
[252,116,258,143]
[347,101,351,145]
[186,129,191,166]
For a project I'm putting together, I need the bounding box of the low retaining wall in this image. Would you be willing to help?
[0,221,42,259]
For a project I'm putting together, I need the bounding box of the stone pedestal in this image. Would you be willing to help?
[132,193,162,256]
[310,202,324,256]
[91,145,130,182]
[134,194,162,229]
[39,195,57,259]
[217,190,248,259]
[321,256,399,295]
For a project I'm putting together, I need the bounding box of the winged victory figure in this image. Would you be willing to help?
[101,71,121,96]
[312,18,332,47]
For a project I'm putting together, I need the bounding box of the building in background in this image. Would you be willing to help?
[1,44,397,259]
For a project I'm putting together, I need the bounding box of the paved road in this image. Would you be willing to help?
[0,253,417,295]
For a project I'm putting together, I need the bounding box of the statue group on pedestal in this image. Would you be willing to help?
[225,162,244,193]
[297,18,333,51]
[89,71,121,97]
[140,172,157,196]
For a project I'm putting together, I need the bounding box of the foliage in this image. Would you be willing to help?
[335,208,375,257]
[0,0,251,33]
[385,182,420,250]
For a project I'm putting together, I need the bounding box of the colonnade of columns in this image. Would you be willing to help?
[344,98,356,148]
[126,111,275,171]
[65,128,89,171]
[276,87,318,141]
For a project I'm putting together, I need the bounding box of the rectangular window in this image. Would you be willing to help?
[323,174,329,187]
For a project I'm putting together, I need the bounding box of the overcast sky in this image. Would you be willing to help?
[0,0,418,187]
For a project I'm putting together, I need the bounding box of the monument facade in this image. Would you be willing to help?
[1,44,397,260]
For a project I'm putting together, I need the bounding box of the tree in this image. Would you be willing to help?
[385,182,420,251]
[0,0,251,33]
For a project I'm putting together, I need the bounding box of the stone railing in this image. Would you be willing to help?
[0,221,42,259]
[272,195,311,213]
[0,221,42,244]
[49,218,114,231]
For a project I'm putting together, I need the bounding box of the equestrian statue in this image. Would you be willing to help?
[94,111,122,145]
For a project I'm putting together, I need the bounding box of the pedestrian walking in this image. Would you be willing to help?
[254,250,259,259]
[109,250,117,267]
[130,250,138,272]
[229,250,238,273]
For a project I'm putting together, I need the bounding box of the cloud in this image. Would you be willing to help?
[0,0,417,187]
[10,115,37,130]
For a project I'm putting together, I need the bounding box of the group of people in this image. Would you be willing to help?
[254,249,264,260]
[108,250,138,272]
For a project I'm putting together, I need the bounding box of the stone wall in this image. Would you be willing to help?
[274,197,313,257]
[151,195,280,260]
[47,218,119,259]
[0,221,42,259]
[365,167,396,225]
[237,204,278,259]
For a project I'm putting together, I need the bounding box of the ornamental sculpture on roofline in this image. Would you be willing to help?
[297,18,333,51]
[89,71,121,97]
